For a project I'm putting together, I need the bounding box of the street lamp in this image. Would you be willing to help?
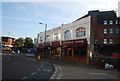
[39,22,47,58]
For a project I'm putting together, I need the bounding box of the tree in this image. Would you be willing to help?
[24,37,33,48]
[14,38,24,47]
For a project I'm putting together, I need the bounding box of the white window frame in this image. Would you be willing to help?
[109,20,113,25]
[104,20,107,25]
[116,28,119,34]
[104,29,107,34]
[110,38,113,44]
[103,38,107,44]
[110,29,113,34]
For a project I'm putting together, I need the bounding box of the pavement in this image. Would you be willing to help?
[45,58,120,80]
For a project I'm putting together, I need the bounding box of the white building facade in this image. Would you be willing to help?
[38,16,91,44]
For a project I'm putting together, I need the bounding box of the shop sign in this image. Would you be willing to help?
[63,41,74,44]
[75,40,84,43]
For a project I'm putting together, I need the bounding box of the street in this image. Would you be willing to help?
[2,52,120,81]
[2,52,54,80]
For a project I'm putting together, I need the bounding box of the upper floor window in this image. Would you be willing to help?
[104,29,107,34]
[104,20,107,25]
[103,38,107,44]
[116,28,120,34]
[76,27,86,37]
[109,20,113,25]
[110,29,113,34]
[46,35,50,42]
[116,20,118,24]
[54,33,59,40]
[110,38,113,44]
[40,37,43,42]
[64,30,71,39]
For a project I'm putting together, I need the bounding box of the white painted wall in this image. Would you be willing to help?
[118,1,120,17]
[38,16,91,44]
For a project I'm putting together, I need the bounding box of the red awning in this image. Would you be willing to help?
[63,44,84,47]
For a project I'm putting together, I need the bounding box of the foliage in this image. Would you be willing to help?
[14,38,24,47]
[24,37,33,48]
[13,37,33,48]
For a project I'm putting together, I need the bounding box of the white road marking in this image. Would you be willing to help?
[31,72,36,75]
[50,77,54,79]
[89,73,107,75]
[56,77,60,79]
[58,65,62,71]
[58,75,62,76]
[22,77,27,79]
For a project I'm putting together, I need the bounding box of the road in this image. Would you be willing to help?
[2,52,120,81]
[2,52,54,80]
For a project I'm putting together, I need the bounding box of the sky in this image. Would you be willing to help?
[1,0,120,40]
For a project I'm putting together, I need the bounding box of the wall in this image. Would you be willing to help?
[38,16,91,44]
[118,1,120,17]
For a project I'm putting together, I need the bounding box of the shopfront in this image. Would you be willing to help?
[51,41,62,59]
[62,39,88,63]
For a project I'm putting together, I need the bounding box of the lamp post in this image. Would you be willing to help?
[39,22,47,58]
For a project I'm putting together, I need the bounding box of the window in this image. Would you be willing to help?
[104,29,107,34]
[110,29,113,34]
[64,30,71,39]
[110,38,113,44]
[109,20,113,25]
[40,37,43,42]
[54,33,59,40]
[116,20,118,24]
[116,28,119,34]
[103,38,107,44]
[46,35,50,41]
[76,27,86,37]
[104,20,107,25]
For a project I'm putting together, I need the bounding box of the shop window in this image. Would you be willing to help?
[104,29,107,34]
[103,38,107,44]
[109,20,113,25]
[104,20,107,25]
[64,48,72,56]
[76,27,86,37]
[46,35,50,42]
[64,30,71,39]
[54,33,59,40]
[110,29,113,34]
[110,38,113,44]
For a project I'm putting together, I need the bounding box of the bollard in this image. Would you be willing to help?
[38,56,40,60]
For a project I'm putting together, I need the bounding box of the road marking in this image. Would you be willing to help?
[3,56,10,63]
[56,77,60,79]
[38,68,41,70]
[32,59,35,61]
[22,77,27,79]
[50,76,54,79]
[58,65,62,71]
[31,72,36,75]
[58,75,62,76]
[89,73,107,75]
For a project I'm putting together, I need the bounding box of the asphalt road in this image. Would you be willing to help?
[2,52,54,81]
